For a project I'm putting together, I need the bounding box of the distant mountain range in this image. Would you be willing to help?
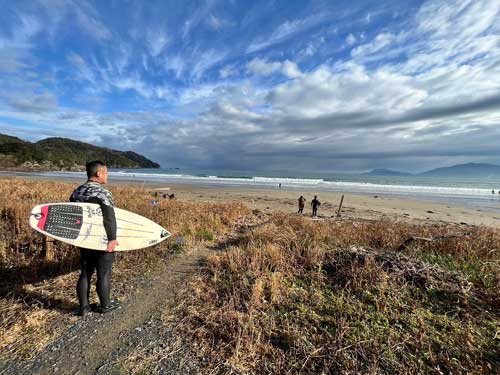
[362,168,412,176]
[0,133,160,170]
[364,163,500,178]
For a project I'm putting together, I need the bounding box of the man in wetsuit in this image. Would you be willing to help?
[311,195,321,217]
[297,196,306,214]
[70,160,120,316]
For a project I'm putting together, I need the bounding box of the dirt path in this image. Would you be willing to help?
[0,247,210,375]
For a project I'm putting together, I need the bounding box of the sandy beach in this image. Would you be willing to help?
[146,183,500,227]
[4,172,500,227]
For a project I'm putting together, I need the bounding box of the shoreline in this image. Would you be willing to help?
[3,172,500,228]
[4,170,500,213]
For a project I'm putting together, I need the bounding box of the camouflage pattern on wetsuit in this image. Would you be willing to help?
[70,181,114,207]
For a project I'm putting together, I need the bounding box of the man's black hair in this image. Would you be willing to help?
[86,160,107,178]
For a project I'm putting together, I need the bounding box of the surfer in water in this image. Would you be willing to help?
[70,160,120,316]
[311,195,321,217]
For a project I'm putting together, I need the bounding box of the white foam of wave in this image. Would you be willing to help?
[320,180,490,197]
[43,171,493,199]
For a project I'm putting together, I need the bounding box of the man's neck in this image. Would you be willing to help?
[88,179,100,184]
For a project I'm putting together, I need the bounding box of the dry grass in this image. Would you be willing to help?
[2,177,499,373]
[178,213,500,374]
[0,177,250,360]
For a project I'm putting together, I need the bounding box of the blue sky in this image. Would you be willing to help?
[0,0,499,172]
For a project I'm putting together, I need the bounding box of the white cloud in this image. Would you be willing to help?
[35,0,112,42]
[73,1,112,41]
[113,76,152,98]
[154,87,170,100]
[246,13,330,53]
[66,51,167,100]
[17,15,42,41]
[182,2,214,40]
[219,65,237,79]
[191,49,228,80]
[207,14,222,29]
[146,29,170,57]
[178,84,219,106]
[0,12,42,52]
[67,52,101,88]
[304,42,316,56]
[164,55,185,79]
[1,91,58,113]
[206,13,234,30]
[269,63,428,118]
[246,58,303,78]
[247,58,282,76]
[282,60,303,78]
[351,32,395,57]
[416,0,499,39]
[346,33,356,45]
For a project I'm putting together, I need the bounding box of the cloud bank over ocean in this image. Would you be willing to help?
[0,0,499,173]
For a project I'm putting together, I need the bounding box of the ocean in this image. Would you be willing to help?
[34,168,500,214]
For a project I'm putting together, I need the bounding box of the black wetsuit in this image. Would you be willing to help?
[70,181,117,309]
[311,198,321,217]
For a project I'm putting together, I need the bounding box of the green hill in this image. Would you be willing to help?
[0,133,160,170]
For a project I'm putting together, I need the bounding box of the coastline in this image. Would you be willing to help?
[3,171,500,228]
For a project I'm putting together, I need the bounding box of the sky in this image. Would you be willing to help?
[0,0,499,173]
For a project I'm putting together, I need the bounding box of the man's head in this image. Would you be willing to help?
[86,160,108,184]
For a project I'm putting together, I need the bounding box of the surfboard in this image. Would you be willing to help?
[29,202,170,251]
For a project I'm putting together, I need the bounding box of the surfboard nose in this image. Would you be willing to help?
[160,230,170,238]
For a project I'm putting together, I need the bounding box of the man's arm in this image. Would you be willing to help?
[101,204,118,252]
[100,204,117,241]
[87,196,118,252]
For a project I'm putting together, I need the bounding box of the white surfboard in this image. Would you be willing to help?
[29,202,170,251]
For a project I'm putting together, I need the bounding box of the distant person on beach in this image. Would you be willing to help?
[279,183,282,189]
[311,195,321,217]
[297,196,306,214]
[70,160,120,316]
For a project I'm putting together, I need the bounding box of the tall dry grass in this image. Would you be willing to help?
[0,177,250,360]
[179,213,500,374]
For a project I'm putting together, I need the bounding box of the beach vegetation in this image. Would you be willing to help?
[177,214,500,374]
[196,229,215,242]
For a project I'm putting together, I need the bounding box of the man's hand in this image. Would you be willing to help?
[106,240,119,252]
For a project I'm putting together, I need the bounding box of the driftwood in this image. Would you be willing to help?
[336,195,344,218]
[396,232,471,252]
[332,246,473,292]
[41,236,54,260]
[242,219,273,232]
